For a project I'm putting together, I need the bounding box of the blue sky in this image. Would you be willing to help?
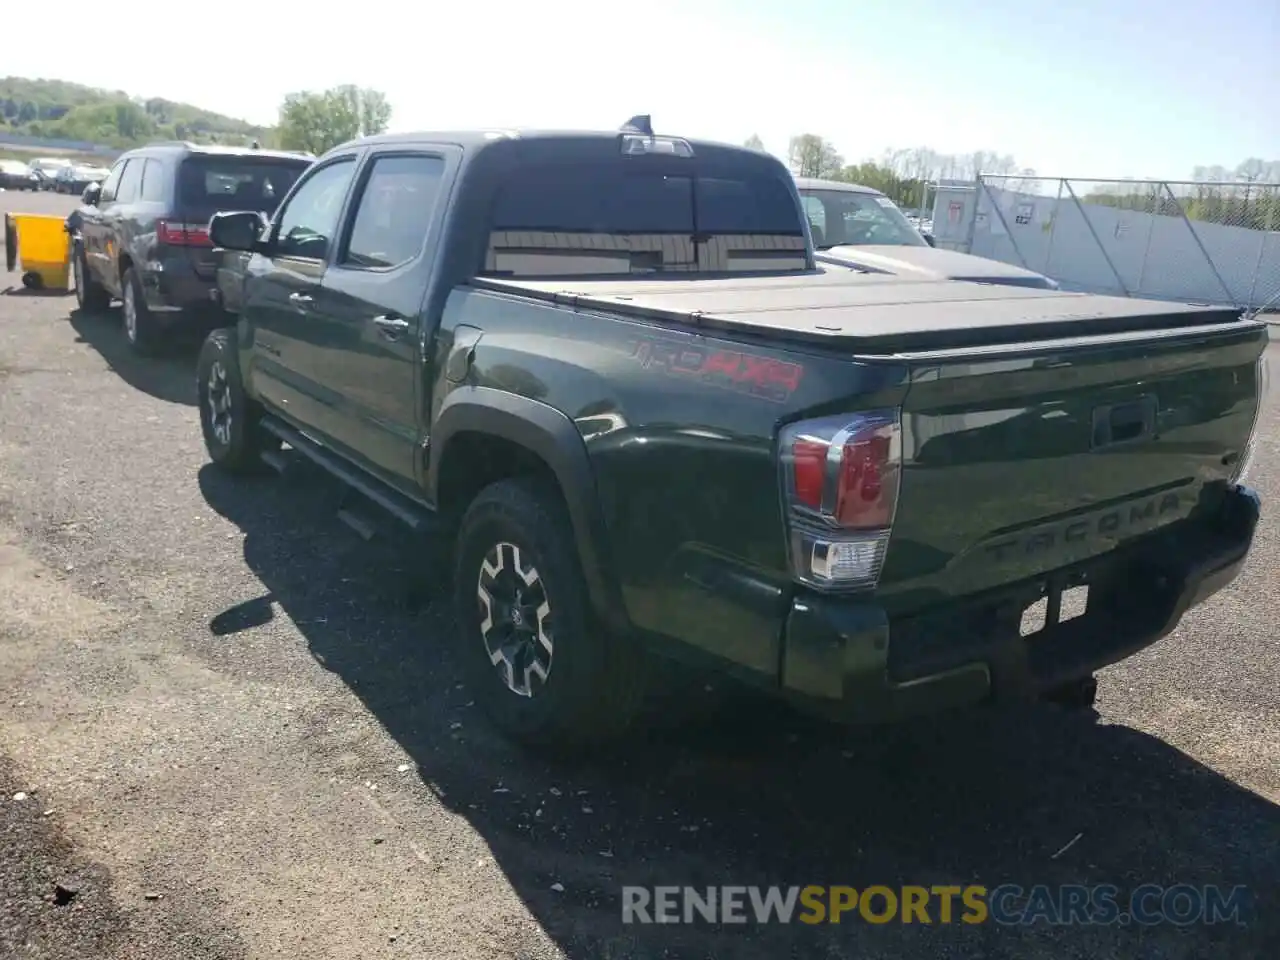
[9,0,1276,179]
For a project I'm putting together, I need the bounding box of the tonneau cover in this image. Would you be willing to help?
[472,269,1251,354]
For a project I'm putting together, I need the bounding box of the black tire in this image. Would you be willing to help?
[120,266,160,354]
[73,242,110,311]
[196,327,278,473]
[453,477,647,750]
[1042,674,1098,710]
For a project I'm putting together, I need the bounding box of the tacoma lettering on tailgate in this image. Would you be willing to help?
[983,491,1184,563]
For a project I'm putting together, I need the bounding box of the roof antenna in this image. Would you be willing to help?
[621,115,653,136]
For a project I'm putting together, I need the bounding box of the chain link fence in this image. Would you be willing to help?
[954,176,1279,312]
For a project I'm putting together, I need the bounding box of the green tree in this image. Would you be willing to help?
[743,133,765,151]
[277,85,392,155]
[788,134,842,179]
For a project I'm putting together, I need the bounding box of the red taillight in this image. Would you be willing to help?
[779,410,902,591]
[835,430,895,527]
[157,220,212,247]
[792,439,829,509]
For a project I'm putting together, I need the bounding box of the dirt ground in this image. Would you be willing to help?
[2,189,1278,959]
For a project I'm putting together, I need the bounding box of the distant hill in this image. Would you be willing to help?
[0,76,274,149]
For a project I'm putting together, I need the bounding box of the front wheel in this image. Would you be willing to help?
[453,478,647,750]
[196,328,278,473]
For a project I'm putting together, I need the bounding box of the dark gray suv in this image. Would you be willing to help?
[72,141,312,353]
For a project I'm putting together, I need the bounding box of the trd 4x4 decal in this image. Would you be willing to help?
[623,337,805,403]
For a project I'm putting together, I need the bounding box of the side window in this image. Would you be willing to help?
[140,159,166,202]
[341,155,446,269]
[115,159,143,203]
[99,160,127,203]
[802,195,826,235]
[273,159,357,261]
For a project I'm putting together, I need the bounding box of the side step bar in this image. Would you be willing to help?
[259,416,440,535]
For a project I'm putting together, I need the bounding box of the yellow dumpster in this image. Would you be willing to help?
[3,212,72,291]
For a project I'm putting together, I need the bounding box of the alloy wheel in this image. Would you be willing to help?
[206,360,233,446]
[122,282,137,342]
[477,541,553,697]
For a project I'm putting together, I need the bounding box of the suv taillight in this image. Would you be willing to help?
[778,408,902,591]
[157,220,212,246]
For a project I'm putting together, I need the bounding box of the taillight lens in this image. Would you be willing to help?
[778,409,902,591]
[156,220,212,246]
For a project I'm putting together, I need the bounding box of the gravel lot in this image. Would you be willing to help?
[1,189,1278,960]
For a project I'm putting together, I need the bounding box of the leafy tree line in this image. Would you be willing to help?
[1081,160,1280,230]
[759,132,1039,212]
[1,77,267,148]
[755,130,1280,229]
[0,76,392,158]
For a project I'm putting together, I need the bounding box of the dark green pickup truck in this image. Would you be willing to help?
[198,122,1270,749]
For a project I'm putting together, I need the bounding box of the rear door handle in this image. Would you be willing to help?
[373,315,411,339]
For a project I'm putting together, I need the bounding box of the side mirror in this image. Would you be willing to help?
[210,210,269,252]
[81,182,101,206]
[922,232,936,247]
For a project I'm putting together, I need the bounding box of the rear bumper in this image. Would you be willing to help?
[781,483,1261,722]
[138,257,220,316]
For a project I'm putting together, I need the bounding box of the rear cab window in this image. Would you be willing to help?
[481,141,808,278]
[176,156,309,217]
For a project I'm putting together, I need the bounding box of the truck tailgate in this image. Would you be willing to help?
[881,321,1267,604]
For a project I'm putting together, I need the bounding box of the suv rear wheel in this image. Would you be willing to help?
[121,266,160,355]
[453,477,646,749]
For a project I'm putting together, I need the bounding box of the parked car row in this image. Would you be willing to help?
[53,163,110,194]
[0,159,41,191]
[61,123,1268,752]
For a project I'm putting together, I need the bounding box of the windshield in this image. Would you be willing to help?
[482,163,808,277]
[177,157,308,215]
[800,189,927,248]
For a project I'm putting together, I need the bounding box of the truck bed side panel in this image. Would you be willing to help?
[438,287,909,680]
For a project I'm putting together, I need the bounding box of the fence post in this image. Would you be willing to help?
[963,174,982,254]
[980,177,1032,270]
[1041,178,1064,277]
[1062,179,1130,296]
[1160,181,1236,307]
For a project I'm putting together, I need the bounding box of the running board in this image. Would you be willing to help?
[259,416,440,534]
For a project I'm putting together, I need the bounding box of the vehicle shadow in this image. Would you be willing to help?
[198,461,1280,960]
[67,306,200,407]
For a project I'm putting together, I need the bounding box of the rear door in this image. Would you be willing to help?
[173,154,309,286]
[309,148,455,485]
[241,155,360,439]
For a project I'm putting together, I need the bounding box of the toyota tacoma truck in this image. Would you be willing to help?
[196,120,1270,750]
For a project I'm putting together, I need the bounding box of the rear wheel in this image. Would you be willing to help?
[453,478,647,750]
[196,328,278,473]
[73,243,110,311]
[121,266,160,354]
[1042,674,1098,710]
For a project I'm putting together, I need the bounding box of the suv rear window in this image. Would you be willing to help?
[177,157,308,214]
[484,163,807,277]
